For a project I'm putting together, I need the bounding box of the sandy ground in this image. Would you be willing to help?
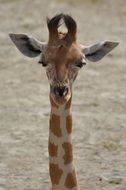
[0,0,126,190]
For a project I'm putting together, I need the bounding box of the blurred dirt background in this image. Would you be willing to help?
[0,0,126,190]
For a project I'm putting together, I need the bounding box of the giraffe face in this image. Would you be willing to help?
[40,41,86,105]
[9,14,119,105]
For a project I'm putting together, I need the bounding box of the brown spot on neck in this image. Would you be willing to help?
[49,141,58,157]
[50,114,62,137]
[62,142,73,165]
[49,163,63,185]
[65,169,78,188]
[66,114,72,134]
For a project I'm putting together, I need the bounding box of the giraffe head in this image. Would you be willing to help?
[9,14,118,105]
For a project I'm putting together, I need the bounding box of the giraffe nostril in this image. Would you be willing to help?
[54,86,68,97]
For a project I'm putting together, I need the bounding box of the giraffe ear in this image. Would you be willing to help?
[9,33,46,58]
[81,41,119,62]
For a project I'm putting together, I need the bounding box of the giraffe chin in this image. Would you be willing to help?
[51,94,71,106]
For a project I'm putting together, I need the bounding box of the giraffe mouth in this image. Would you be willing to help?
[51,95,71,105]
[55,95,71,105]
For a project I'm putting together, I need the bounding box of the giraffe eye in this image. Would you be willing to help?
[76,62,83,68]
[42,62,48,67]
[38,60,47,67]
[76,59,86,68]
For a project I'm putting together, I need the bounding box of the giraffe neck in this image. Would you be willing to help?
[49,96,80,190]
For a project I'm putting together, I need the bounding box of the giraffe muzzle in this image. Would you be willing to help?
[54,86,68,97]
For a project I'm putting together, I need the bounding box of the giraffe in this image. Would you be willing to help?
[9,14,118,190]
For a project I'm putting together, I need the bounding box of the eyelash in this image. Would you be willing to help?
[42,62,47,67]
[38,60,47,67]
[76,59,86,68]
[76,62,84,68]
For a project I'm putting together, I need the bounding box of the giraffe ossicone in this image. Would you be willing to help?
[9,14,119,190]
